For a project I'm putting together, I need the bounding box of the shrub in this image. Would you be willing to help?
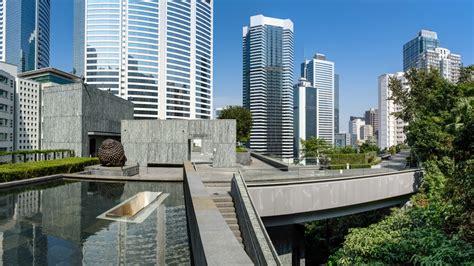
[235,146,247,153]
[329,164,347,170]
[0,157,99,183]
[350,163,371,169]
[328,153,367,164]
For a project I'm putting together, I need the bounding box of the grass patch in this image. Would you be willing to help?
[236,146,248,152]
[0,157,99,183]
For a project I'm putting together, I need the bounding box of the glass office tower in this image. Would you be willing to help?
[0,0,50,72]
[243,15,294,159]
[403,29,439,71]
[74,0,213,119]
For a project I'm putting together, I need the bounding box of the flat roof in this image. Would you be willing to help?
[18,67,80,81]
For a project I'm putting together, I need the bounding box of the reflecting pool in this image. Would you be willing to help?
[0,180,190,265]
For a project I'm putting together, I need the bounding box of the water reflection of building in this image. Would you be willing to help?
[0,181,189,264]
[0,189,46,265]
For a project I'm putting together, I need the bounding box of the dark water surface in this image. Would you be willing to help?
[0,180,190,265]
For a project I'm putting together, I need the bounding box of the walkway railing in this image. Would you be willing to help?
[231,171,281,265]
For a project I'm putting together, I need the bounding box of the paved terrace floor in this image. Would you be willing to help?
[193,150,411,184]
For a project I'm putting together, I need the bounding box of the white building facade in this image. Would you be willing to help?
[73,0,213,119]
[243,15,294,158]
[300,54,335,145]
[378,72,408,149]
[0,67,15,151]
[348,117,365,146]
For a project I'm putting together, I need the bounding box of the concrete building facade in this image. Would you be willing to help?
[121,119,236,167]
[378,72,408,149]
[364,108,379,136]
[73,0,213,120]
[348,117,365,146]
[42,83,134,157]
[334,132,350,148]
[243,15,294,158]
[360,124,373,142]
[0,68,15,151]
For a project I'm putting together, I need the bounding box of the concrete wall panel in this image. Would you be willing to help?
[122,120,236,167]
[249,170,420,218]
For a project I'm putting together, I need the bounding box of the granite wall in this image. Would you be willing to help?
[122,119,236,167]
[42,83,134,156]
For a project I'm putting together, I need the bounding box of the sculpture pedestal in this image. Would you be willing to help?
[85,164,139,176]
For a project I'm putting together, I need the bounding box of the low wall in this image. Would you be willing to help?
[231,171,281,265]
[183,161,252,265]
[250,152,288,171]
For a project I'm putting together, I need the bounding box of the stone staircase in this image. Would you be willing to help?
[204,181,244,247]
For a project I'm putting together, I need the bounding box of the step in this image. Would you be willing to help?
[211,197,233,204]
[228,223,240,231]
[204,182,231,187]
[221,212,236,219]
[232,229,241,238]
[215,201,234,208]
[217,207,235,213]
[235,236,243,243]
[224,217,238,225]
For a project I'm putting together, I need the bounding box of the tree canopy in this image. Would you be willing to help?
[330,67,474,264]
[217,106,252,144]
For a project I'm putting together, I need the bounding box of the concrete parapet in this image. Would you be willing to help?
[231,171,281,265]
[183,161,252,265]
[248,169,423,226]
[250,152,289,171]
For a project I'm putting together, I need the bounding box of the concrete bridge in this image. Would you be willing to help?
[183,150,423,265]
[247,169,422,227]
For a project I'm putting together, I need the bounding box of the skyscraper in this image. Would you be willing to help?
[364,108,378,135]
[348,116,365,146]
[403,30,461,83]
[378,72,407,149]
[334,73,339,134]
[300,53,335,144]
[74,0,213,119]
[243,15,294,158]
[0,0,50,72]
[403,30,439,71]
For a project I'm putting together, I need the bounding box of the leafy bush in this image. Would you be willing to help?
[235,146,247,152]
[329,207,474,265]
[0,157,99,183]
[328,153,367,164]
[329,164,347,170]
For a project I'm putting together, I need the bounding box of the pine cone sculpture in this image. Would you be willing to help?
[98,139,127,167]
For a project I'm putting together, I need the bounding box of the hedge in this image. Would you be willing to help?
[328,153,367,164]
[0,149,74,156]
[329,164,347,170]
[0,157,99,183]
[350,163,372,169]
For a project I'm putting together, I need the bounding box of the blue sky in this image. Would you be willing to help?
[50,0,473,132]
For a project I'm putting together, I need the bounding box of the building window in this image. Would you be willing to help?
[0,103,7,112]
[0,133,7,141]
[0,118,7,126]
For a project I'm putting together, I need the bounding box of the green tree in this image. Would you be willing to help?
[359,142,379,153]
[300,137,332,158]
[218,106,252,144]
[330,68,474,264]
